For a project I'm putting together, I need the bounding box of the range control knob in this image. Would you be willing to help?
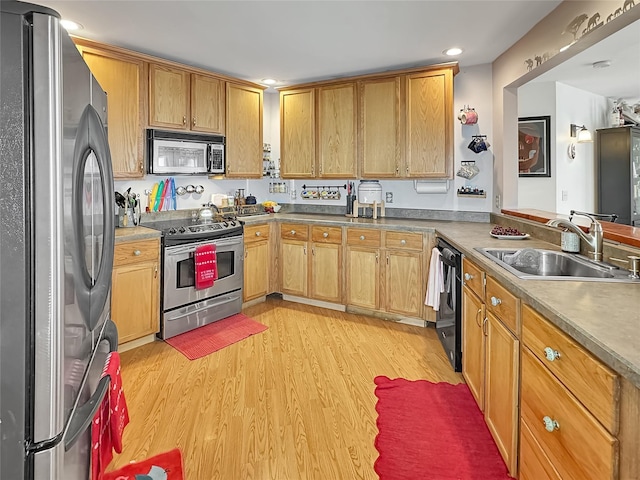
[168,227,177,234]
[223,222,229,227]
[230,221,236,226]
[178,226,186,233]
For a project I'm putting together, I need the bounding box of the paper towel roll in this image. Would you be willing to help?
[413,180,449,194]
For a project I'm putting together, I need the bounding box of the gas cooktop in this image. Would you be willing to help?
[143,218,243,246]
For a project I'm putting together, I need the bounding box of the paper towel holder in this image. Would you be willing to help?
[413,179,449,194]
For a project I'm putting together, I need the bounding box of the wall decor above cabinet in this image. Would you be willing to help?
[280,63,458,180]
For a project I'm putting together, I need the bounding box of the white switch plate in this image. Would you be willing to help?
[561,190,568,201]
[495,195,501,209]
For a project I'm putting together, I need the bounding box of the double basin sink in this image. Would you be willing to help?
[475,248,639,283]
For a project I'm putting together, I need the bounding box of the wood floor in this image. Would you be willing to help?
[110,297,463,479]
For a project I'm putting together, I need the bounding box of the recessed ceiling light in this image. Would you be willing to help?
[443,47,463,56]
[262,78,277,85]
[592,60,612,69]
[60,19,83,31]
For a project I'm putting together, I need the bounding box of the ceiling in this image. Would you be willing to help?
[32,0,564,87]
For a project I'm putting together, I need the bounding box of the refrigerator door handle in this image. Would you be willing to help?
[63,320,118,452]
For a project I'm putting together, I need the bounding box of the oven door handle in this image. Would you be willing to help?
[165,238,243,256]
[165,293,242,321]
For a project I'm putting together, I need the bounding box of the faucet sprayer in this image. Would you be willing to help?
[546,211,603,261]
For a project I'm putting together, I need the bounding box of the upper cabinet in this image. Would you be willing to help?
[75,40,146,178]
[405,69,453,178]
[281,63,457,179]
[149,64,225,134]
[280,88,315,178]
[317,82,357,178]
[226,83,263,178]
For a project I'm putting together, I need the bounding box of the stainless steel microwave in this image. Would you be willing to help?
[147,129,225,175]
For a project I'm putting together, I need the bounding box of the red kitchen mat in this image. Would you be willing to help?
[103,448,183,480]
[165,313,268,360]
[373,376,513,480]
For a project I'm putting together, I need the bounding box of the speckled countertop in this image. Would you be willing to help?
[114,226,161,243]
[119,213,640,388]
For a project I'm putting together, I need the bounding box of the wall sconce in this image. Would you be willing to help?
[568,124,593,159]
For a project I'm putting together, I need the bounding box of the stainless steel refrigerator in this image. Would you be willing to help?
[1,2,119,479]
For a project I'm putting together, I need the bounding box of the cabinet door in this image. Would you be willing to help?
[485,312,519,476]
[359,77,402,178]
[310,242,341,303]
[405,69,453,178]
[317,83,357,178]
[384,250,422,317]
[244,240,269,301]
[80,48,145,178]
[191,74,225,134]
[226,83,263,178]
[462,287,485,410]
[149,64,190,129]
[281,240,308,297]
[111,260,159,344]
[346,246,379,310]
[280,88,315,178]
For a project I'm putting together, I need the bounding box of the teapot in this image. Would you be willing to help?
[245,194,257,205]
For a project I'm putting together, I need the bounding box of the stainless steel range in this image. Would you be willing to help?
[145,217,244,339]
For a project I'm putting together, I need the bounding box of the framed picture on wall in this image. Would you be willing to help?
[518,116,551,177]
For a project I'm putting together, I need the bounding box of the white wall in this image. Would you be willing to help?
[116,64,495,213]
[518,81,610,215]
[517,82,557,212]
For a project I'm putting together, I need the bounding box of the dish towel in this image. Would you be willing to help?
[194,244,217,290]
[425,247,444,311]
[91,351,130,480]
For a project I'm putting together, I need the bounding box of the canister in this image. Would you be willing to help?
[357,180,382,204]
[561,230,580,253]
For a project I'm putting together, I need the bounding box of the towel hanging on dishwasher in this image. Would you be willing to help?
[425,247,444,310]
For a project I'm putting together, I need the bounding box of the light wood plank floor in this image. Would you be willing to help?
[110,297,464,479]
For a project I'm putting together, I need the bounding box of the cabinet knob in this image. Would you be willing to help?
[360,235,365,241]
[542,416,560,433]
[133,250,141,256]
[255,231,261,236]
[290,230,296,235]
[543,347,561,362]
[182,115,186,125]
[400,239,406,245]
[490,296,501,307]
[323,232,329,238]
[464,272,473,281]
[192,117,196,127]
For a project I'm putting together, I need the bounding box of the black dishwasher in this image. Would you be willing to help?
[435,237,462,372]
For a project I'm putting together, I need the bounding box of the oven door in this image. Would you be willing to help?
[163,236,243,311]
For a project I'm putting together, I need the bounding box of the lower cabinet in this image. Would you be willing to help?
[346,228,382,309]
[280,223,309,297]
[243,223,270,302]
[519,304,619,480]
[111,238,160,345]
[462,284,485,410]
[309,226,342,303]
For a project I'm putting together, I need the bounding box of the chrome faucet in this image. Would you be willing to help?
[546,210,603,261]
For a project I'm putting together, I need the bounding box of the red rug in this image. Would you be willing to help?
[165,313,268,360]
[103,448,183,480]
[373,376,513,480]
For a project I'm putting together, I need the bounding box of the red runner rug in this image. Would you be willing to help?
[165,313,268,360]
[373,376,513,480]
[103,448,183,480]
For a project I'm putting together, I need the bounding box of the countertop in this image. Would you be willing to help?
[121,212,640,388]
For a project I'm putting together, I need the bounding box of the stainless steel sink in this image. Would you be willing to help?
[475,248,639,283]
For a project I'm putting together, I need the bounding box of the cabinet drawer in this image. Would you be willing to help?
[522,304,619,433]
[311,226,342,244]
[346,228,381,247]
[485,276,518,334]
[462,257,484,300]
[519,419,563,480]
[245,223,270,243]
[280,223,309,241]
[521,348,617,480]
[384,231,422,251]
[114,239,159,267]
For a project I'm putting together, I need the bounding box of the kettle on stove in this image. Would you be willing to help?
[197,203,219,222]
[245,194,257,205]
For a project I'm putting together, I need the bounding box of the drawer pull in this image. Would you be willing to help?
[360,235,365,240]
[542,416,560,432]
[544,347,561,362]
[255,231,261,236]
[490,296,501,307]
[323,232,329,238]
[464,272,473,281]
[133,250,141,256]
[290,230,296,235]
[400,239,406,245]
